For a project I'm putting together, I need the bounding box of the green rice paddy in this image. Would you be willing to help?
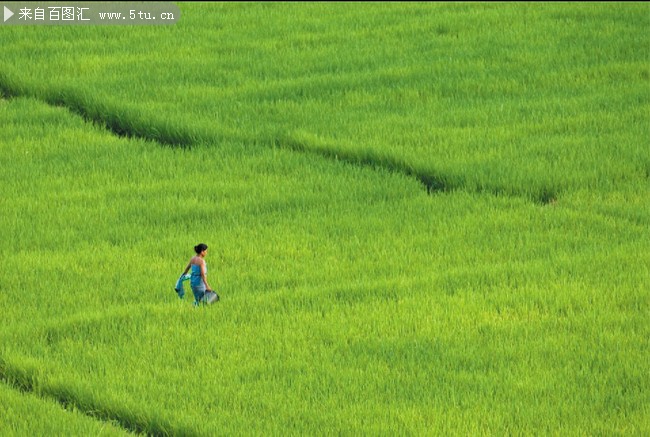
[0,2,648,435]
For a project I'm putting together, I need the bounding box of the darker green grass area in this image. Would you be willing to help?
[0,79,197,147]
[0,356,191,436]
[0,75,562,204]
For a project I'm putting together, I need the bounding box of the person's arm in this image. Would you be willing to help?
[182,262,191,275]
[200,261,212,291]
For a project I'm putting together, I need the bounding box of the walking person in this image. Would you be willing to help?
[181,243,218,305]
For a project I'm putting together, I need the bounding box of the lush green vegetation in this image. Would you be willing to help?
[0,2,648,435]
[0,380,129,436]
[1,3,648,201]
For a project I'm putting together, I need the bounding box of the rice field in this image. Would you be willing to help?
[0,2,648,435]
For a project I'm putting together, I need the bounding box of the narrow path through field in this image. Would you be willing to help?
[0,77,557,204]
[0,354,193,435]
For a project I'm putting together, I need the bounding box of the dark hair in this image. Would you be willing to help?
[194,243,208,254]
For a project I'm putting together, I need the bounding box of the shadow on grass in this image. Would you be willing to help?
[0,356,196,436]
[0,71,559,205]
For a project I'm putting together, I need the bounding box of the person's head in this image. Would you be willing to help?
[194,243,208,256]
